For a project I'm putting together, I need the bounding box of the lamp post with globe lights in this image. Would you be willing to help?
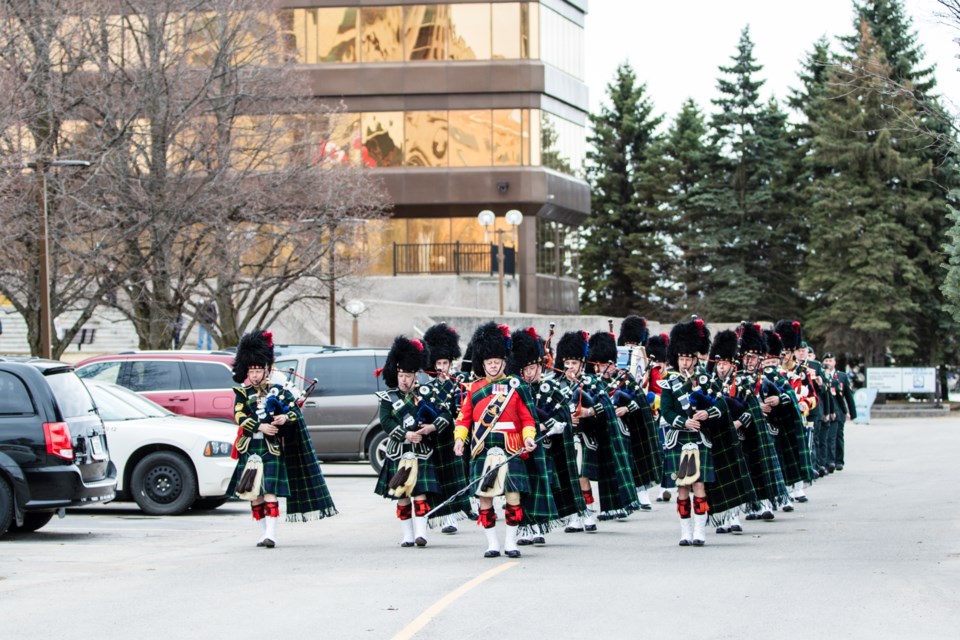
[477,209,523,315]
[343,299,367,347]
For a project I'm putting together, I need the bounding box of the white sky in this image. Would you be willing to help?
[585,0,960,123]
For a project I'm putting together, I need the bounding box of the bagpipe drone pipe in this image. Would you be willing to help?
[676,373,728,435]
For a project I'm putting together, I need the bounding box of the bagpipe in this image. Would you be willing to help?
[386,384,442,498]
[676,372,721,418]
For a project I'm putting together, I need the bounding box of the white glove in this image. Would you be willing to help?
[545,418,567,436]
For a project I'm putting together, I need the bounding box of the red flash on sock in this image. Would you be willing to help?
[693,496,709,515]
[414,500,431,517]
[677,497,692,518]
[251,503,265,521]
[396,503,413,520]
[477,508,497,529]
[583,487,595,505]
[505,503,524,526]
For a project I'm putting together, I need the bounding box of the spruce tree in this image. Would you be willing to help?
[581,62,669,316]
[804,20,935,365]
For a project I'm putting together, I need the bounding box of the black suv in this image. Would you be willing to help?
[0,358,117,537]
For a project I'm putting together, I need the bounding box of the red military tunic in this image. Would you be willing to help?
[454,376,536,455]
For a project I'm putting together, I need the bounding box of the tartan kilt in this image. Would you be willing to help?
[769,401,817,485]
[662,430,715,488]
[374,454,441,499]
[740,398,790,506]
[704,411,760,524]
[470,432,531,494]
[543,427,587,519]
[428,432,471,519]
[580,396,639,519]
[235,438,289,497]
[622,401,664,489]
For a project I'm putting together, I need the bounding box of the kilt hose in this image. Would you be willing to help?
[235,437,289,498]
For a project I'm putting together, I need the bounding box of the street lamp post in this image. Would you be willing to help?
[477,209,523,316]
[344,299,367,347]
[19,159,91,359]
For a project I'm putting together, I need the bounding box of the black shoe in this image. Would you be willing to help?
[504,549,521,559]
[796,496,809,503]
[782,504,794,512]
[827,464,836,473]
[484,549,501,558]
[730,524,743,534]
[400,541,415,548]
[835,464,844,471]
[262,538,275,548]
[532,536,546,545]
[564,525,583,533]
[818,466,827,478]
[467,511,479,521]
[679,539,691,546]
[692,539,705,547]
[745,513,758,521]
[415,537,427,547]
[441,525,457,534]
[584,524,598,532]
[655,497,666,503]
[716,526,730,534]
[639,503,652,511]
[256,541,265,547]
[761,511,775,521]
[516,538,534,546]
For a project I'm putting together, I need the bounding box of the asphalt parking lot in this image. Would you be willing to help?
[2,418,959,640]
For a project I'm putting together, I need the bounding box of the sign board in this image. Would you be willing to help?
[853,388,877,424]
[866,367,937,394]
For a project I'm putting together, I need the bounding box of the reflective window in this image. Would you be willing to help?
[316,112,361,166]
[317,7,358,62]
[405,111,448,167]
[492,3,521,60]
[126,361,184,392]
[537,218,580,278]
[360,7,403,62]
[76,361,123,384]
[45,371,98,419]
[540,5,584,79]
[493,108,522,166]
[404,4,448,60]
[521,2,539,59]
[0,371,35,415]
[449,110,492,167]
[541,111,584,175]
[361,112,404,167]
[305,356,379,395]
[184,362,235,390]
[449,3,490,60]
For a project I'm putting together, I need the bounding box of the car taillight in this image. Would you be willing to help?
[43,422,74,460]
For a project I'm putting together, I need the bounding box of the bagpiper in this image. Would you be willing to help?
[453,322,557,558]
[373,336,441,548]
[645,333,673,504]
[231,329,337,548]
[421,323,471,533]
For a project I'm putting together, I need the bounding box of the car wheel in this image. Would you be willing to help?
[191,496,229,511]
[10,511,55,533]
[367,431,388,474]
[131,451,198,516]
[0,478,12,537]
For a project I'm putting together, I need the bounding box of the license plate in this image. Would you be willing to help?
[90,435,107,461]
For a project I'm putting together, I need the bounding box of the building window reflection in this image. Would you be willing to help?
[537,218,580,278]
[449,110,492,167]
[492,109,522,166]
[448,3,491,60]
[360,7,403,62]
[316,7,358,62]
[492,3,521,60]
[361,112,404,167]
[405,111,448,167]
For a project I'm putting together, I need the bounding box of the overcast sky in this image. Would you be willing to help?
[584,0,960,124]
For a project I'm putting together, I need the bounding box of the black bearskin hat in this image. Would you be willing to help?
[647,333,669,363]
[668,318,707,369]
[588,331,618,367]
[617,316,648,347]
[422,323,461,369]
[738,323,766,357]
[774,319,803,351]
[507,327,544,375]
[709,330,739,367]
[379,335,425,388]
[232,329,275,383]
[469,322,511,377]
[693,315,712,355]
[763,329,784,357]
[556,330,589,364]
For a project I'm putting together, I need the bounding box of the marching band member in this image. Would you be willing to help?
[232,329,337,548]
[373,336,440,548]
[453,322,556,558]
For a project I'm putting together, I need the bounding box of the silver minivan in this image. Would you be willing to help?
[273,348,390,472]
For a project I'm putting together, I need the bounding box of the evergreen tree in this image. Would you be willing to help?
[698,27,803,321]
[942,191,960,322]
[581,62,669,316]
[803,20,936,365]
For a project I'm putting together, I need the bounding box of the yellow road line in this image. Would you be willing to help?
[391,561,518,640]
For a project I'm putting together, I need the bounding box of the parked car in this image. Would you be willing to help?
[83,380,237,515]
[0,358,117,537]
[75,351,236,422]
[272,348,391,472]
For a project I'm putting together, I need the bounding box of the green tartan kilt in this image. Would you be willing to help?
[623,404,664,489]
[235,437,289,497]
[543,430,586,519]
[429,433,471,517]
[661,430,715,488]
[374,454,441,499]
[470,432,531,494]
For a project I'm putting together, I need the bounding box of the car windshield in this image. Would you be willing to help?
[87,383,171,421]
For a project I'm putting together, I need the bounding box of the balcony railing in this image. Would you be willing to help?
[393,242,515,276]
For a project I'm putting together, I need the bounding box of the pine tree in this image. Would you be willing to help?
[581,62,669,316]
[803,20,935,365]
[942,191,960,322]
[698,27,803,321]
